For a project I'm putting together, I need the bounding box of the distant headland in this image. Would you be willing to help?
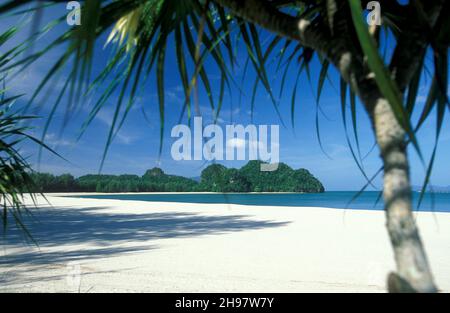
[31,160,324,193]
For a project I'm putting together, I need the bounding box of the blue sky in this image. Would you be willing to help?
[2,2,450,191]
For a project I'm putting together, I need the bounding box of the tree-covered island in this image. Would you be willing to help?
[31,161,324,193]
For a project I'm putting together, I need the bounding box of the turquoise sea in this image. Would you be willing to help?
[73,191,450,213]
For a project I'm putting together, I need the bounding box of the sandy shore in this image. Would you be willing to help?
[1,194,449,293]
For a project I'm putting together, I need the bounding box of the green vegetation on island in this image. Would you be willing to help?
[31,161,324,193]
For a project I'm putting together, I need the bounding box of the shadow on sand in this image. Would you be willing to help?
[0,206,288,267]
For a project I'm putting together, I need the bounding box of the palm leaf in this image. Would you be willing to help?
[348,0,422,159]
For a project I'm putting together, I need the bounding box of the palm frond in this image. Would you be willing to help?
[0,0,447,206]
[0,24,69,241]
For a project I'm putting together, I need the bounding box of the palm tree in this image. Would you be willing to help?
[0,78,47,242]
[0,27,61,242]
[0,0,448,292]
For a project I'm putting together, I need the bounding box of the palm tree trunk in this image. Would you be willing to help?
[371,97,437,293]
[213,0,439,293]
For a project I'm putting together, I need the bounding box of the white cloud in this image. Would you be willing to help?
[226,137,278,151]
[93,107,138,145]
[95,109,114,126]
[115,132,137,145]
[226,137,246,149]
[43,133,74,147]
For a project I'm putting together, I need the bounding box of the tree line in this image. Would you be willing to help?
[31,161,324,193]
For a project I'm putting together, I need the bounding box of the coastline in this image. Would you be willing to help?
[1,194,449,292]
[44,191,312,196]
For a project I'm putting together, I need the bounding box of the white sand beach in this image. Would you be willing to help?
[1,194,450,293]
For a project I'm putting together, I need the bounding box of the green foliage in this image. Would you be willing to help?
[0,98,36,235]
[0,24,64,237]
[31,168,198,193]
[31,162,324,193]
[198,164,228,191]
[198,161,324,193]
[239,161,324,193]
[143,167,165,178]
[30,173,76,192]
[348,0,420,155]
[0,83,57,237]
[142,167,199,192]
[198,164,252,192]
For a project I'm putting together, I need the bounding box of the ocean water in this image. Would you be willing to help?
[72,191,450,213]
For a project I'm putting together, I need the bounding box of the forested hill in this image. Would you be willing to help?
[31,161,324,193]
